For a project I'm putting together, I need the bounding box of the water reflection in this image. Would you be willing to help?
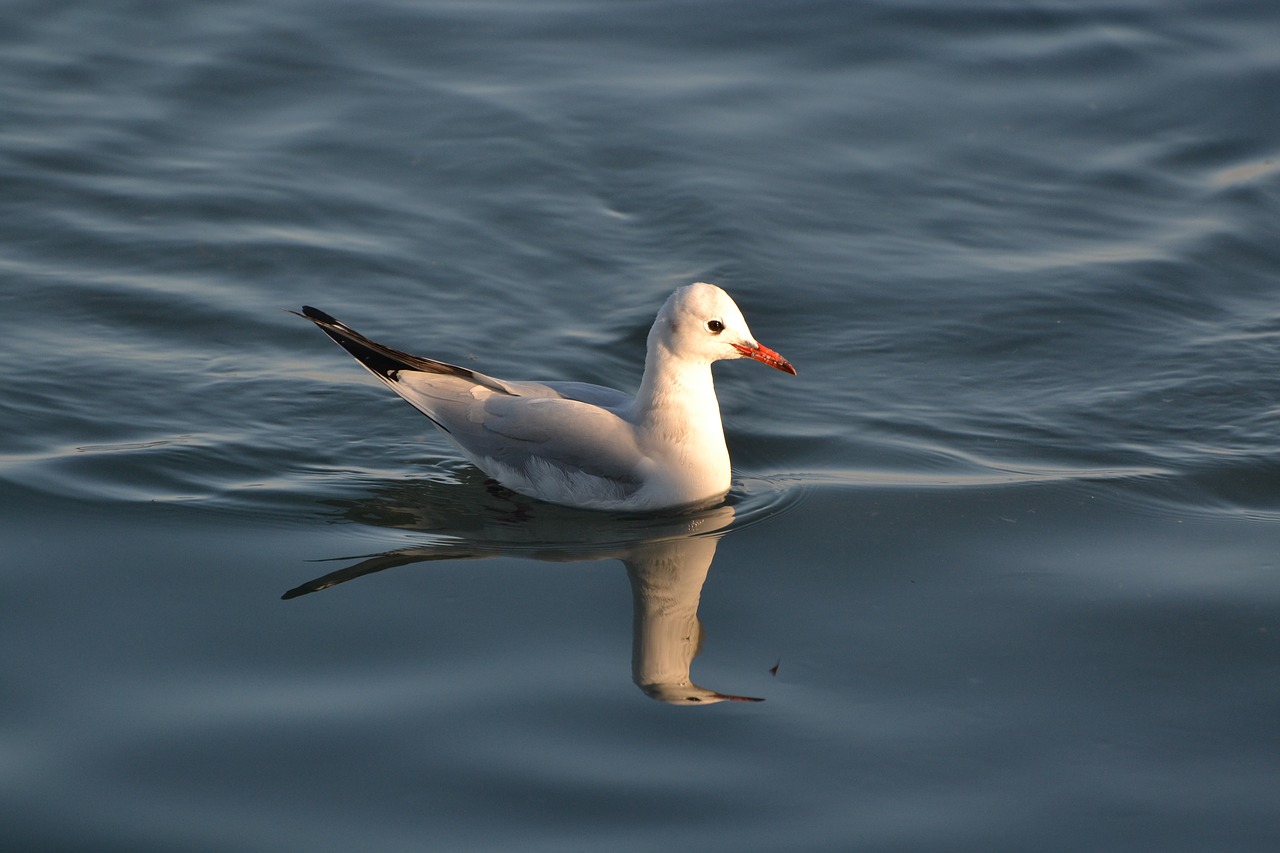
[285,479,764,705]
[623,532,762,704]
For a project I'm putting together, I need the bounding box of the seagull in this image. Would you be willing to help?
[298,282,795,512]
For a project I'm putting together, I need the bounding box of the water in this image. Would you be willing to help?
[2,0,1278,849]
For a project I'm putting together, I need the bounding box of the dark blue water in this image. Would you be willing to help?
[3,1,1278,850]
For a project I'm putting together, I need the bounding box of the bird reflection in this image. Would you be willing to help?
[624,533,762,704]
[285,476,764,705]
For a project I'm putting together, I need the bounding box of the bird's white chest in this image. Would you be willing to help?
[633,390,731,506]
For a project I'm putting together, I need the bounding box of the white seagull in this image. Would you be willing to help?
[299,282,795,512]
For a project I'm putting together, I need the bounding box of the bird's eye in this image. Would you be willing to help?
[706,319,724,334]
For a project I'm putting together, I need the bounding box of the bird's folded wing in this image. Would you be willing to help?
[467,394,646,486]
[533,380,633,409]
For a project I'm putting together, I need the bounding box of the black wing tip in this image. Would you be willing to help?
[296,306,414,382]
[293,305,491,401]
[295,305,364,347]
[281,580,330,600]
[300,305,339,325]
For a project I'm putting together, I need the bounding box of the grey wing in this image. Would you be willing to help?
[534,380,633,410]
[455,392,648,502]
[472,394,644,479]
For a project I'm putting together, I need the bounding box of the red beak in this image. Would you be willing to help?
[732,341,797,375]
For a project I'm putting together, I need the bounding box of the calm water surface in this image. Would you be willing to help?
[2,1,1278,850]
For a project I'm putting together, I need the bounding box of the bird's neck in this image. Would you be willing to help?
[632,344,725,447]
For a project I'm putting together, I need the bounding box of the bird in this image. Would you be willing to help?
[298,282,795,512]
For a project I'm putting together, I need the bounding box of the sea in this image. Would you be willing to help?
[2,1,1278,850]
